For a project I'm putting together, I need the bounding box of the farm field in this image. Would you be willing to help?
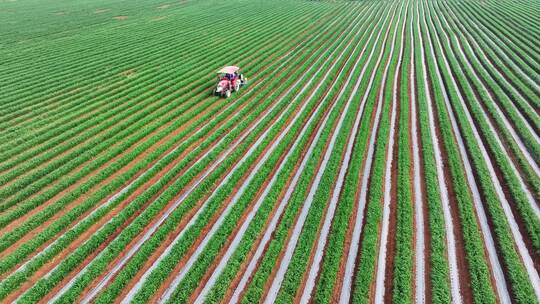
[0,0,539,302]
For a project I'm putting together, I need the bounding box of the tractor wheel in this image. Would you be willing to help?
[234,82,240,92]
[225,90,231,98]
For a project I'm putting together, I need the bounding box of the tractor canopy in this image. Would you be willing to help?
[217,66,240,74]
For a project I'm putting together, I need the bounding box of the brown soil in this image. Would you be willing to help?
[95,9,110,14]
[292,108,350,303]
[468,45,540,133]
[367,89,387,304]
[439,0,540,280]
[331,87,382,304]
[2,202,124,303]
[113,16,128,20]
[148,90,301,303]
[1,85,243,278]
[294,207,328,302]
[414,79,433,304]
[306,36,382,301]
[37,110,226,300]
[282,41,363,302]
[7,81,211,198]
[72,94,264,299]
[1,0,303,215]
[332,167,365,303]
[43,100,229,299]
[110,80,292,299]
[333,187,358,303]
[451,38,538,202]
[384,75,401,304]
[258,65,350,302]
[4,76,250,298]
[329,8,399,302]
[442,35,534,293]
[481,142,540,271]
[0,86,188,210]
[428,69,473,303]
[456,15,540,106]
[223,103,321,302]
[38,205,143,303]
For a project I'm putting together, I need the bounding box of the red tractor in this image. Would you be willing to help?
[213,66,247,98]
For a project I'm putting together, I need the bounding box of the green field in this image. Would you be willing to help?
[1,0,539,303]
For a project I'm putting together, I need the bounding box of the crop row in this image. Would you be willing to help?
[0,3,320,221]
[2,0,539,302]
[40,17,348,297]
[104,5,367,303]
[198,5,389,304]
[423,0,540,301]
[0,3,354,302]
[0,3,310,142]
[78,6,363,302]
[0,1,245,105]
[0,2,336,293]
[0,6,310,182]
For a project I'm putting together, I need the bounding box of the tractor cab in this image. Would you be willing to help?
[214,66,247,98]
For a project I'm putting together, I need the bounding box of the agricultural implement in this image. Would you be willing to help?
[213,66,247,98]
